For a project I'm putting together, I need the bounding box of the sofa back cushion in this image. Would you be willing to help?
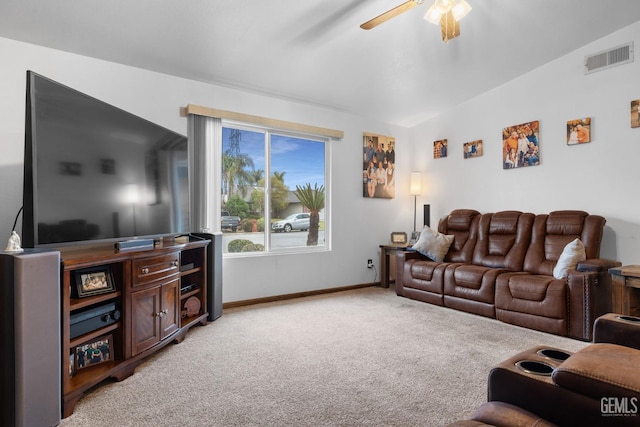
[472,211,534,270]
[523,210,605,275]
[437,209,480,263]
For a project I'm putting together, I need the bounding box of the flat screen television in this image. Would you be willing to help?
[22,71,190,247]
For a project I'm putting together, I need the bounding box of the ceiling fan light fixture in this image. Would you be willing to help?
[451,0,472,21]
[440,10,460,42]
[424,4,443,24]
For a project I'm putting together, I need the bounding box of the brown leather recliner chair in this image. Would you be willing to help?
[449,313,640,427]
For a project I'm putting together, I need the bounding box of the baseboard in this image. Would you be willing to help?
[223,283,377,309]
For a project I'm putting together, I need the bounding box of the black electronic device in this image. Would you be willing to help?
[423,204,431,228]
[191,232,223,321]
[0,251,61,427]
[115,239,155,252]
[180,283,197,294]
[70,303,121,339]
[22,71,190,248]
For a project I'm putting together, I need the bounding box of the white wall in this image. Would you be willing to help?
[3,19,639,304]
[410,21,640,266]
[0,37,411,303]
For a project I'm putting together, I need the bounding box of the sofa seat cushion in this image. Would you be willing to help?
[495,272,567,335]
[443,264,505,317]
[495,273,566,317]
[404,259,448,294]
[552,343,640,400]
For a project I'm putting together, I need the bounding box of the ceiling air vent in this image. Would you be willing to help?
[584,41,634,74]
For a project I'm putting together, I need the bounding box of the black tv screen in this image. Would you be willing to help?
[23,71,190,247]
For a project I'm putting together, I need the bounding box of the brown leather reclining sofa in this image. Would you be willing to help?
[395,209,621,341]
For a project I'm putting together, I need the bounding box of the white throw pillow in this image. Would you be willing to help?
[553,238,586,279]
[411,226,454,262]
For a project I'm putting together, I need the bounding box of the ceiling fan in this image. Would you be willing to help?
[360,0,472,42]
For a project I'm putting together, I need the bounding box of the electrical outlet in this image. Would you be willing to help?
[367,259,373,268]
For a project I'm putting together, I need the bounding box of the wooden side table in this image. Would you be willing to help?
[609,265,640,316]
[379,244,412,288]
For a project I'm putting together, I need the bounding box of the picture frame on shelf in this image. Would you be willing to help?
[74,266,116,298]
[410,231,421,245]
[74,334,112,371]
[390,232,408,245]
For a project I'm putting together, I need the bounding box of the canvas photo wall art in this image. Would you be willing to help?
[463,140,483,158]
[567,118,591,145]
[631,100,639,128]
[434,139,448,159]
[363,132,395,199]
[502,120,539,169]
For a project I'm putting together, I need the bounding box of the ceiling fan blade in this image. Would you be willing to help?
[360,0,419,30]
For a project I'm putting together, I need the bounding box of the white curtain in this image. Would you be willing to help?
[188,115,221,233]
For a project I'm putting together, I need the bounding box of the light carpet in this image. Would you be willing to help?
[60,287,587,427]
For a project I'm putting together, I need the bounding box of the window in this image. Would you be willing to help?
[221,124,328,254]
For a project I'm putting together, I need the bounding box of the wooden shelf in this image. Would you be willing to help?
[60,238,211,417]
[70,291,121,311]
[180,288,201,300]
[69,322,120,348]
[180,266,202,276]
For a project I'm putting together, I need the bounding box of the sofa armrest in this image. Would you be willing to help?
[577,258,621,272]
[396,249,425,263]
[552,343,640,400]
[395,250,423,296]
[567,268,614,341]
[593,313,640,349]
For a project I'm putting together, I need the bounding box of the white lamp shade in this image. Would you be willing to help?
[451,0,472,21]
[410,172,422,196]
[425,0,471,24]
[424,4,443,24]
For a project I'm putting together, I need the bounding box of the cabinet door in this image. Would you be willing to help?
[160,278,180,339]
[131,286,161,356]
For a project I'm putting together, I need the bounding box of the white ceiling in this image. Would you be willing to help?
[2,0,640,127]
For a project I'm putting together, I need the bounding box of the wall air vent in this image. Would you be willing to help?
[584,41,634,74]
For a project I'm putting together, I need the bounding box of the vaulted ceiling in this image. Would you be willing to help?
[2,1,640,127]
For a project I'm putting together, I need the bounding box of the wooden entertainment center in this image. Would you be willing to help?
[59,236,211,417]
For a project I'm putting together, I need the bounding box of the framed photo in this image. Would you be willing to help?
[631,100,640,128]
[69,353,75,377]
[410,231,421,244]
[74,267,116,298]
[502,120,539,169]
[567,118,591,145]
[74,334,112,371]
[363,132,396,199]
[390,232,408,245]
[463,139,483,158]
[434,139,448,159]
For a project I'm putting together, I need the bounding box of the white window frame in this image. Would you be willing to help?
[219,120,332,256]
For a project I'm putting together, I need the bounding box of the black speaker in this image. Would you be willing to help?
[423,204,431,228]
[191,232,223,321]
[0,250,61,427]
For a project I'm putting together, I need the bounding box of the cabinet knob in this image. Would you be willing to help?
[141,267,149,274]
[155,309,169,318]
[172,260,179,267]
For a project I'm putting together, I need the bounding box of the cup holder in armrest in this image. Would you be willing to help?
[616,315,640,323]
[514,360,555,376]
[536,348,571,362]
